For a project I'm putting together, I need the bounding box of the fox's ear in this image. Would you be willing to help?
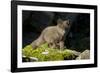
[57,19,62,24]
[57,19,64,29]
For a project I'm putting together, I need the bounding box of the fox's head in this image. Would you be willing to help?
[57,19,71,30]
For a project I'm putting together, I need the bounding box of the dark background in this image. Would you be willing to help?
[22,10,90,52]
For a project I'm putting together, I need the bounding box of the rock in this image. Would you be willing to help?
[76,50,90,60]
[22,56,38,62]
[29,57,38,62]
[22,44,80,61]
[65,49,81,56]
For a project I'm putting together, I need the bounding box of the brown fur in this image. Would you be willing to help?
[31,19,71,50]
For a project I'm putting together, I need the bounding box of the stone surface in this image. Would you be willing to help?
[64,49,81,56]
[76,50,90,60]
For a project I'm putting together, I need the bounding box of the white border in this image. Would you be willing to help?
[17,5,94,68]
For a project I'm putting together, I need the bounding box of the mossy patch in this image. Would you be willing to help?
[22,43,76,62]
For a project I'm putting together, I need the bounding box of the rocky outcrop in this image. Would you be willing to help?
[76,50,90,60]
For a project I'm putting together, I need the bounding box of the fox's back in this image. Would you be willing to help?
[42,26,64,43]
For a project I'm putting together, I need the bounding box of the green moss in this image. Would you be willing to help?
[22,43,75,62]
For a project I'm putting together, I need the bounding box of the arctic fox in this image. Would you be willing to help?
[31,19,71,50]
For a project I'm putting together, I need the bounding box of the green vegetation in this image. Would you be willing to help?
[22,43,76,62]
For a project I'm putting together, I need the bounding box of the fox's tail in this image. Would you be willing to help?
[30,36,44,49]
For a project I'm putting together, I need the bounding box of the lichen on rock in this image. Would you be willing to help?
[22,43,76,62]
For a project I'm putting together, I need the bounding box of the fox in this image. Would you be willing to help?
[30,19,71,50]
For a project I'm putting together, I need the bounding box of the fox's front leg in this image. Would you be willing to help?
[48,43,56,49]
[59,41,64,50]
